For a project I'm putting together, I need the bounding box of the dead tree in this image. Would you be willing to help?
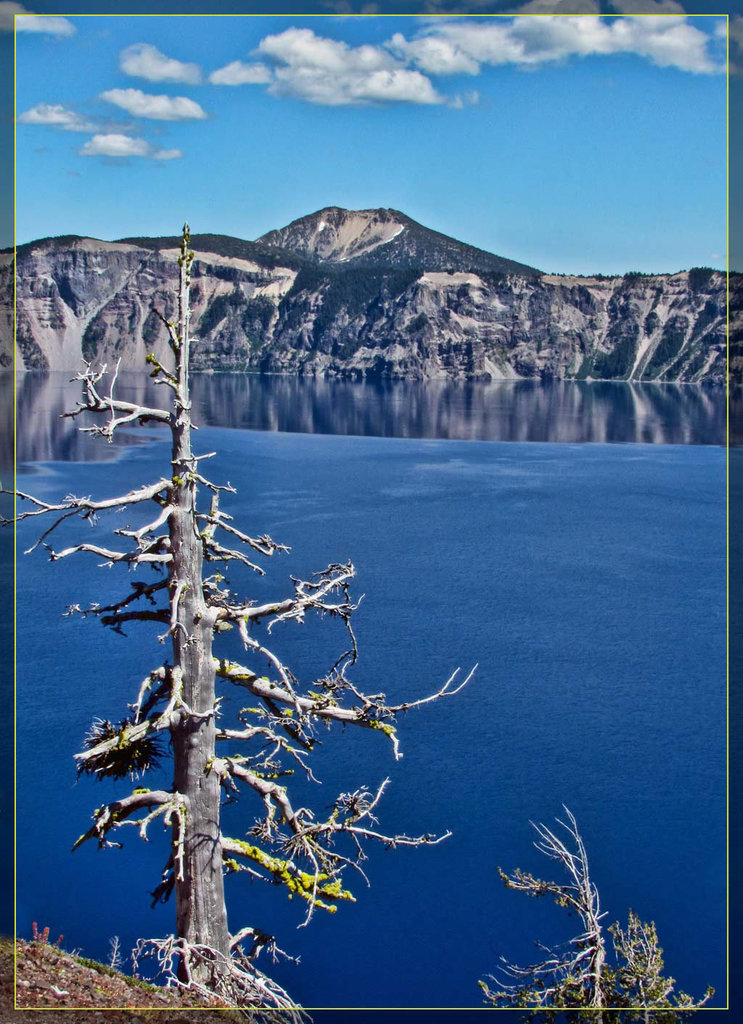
[480,808,713,1023]
[12,225,473,1010]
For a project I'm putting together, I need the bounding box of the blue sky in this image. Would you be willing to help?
[15,13,727,274]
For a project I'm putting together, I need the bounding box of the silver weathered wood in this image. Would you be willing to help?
[10,225,474,1010]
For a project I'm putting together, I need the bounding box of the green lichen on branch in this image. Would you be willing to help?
[222,838,355,913]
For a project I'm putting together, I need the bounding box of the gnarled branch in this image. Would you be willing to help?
[7,478,171,553]
[63,361,171,441]
[215,657,474,761]
[72,789,185,856]
[131,935,306,1019]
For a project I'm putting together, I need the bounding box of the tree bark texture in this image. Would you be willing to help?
[169,237,230,961]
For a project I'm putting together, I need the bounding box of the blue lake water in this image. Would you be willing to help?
[14,375,726,1009]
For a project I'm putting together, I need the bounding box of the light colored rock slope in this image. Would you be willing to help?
[260,207,406,263]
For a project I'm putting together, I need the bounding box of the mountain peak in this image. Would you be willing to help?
[257,206,541,277]
[258,207,409,265]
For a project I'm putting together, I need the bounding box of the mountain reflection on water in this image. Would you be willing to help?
[9,371,726,468]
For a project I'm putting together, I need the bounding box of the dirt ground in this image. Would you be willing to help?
[1,937,250,1022]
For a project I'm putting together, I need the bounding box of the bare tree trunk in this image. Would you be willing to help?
[169,485,229,958]
[14,222,474,1008]
[169,234,230,966]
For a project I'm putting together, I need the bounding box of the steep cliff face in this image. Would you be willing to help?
[4,212,726,383]
[6,238,298,373]
[253,267,725,382]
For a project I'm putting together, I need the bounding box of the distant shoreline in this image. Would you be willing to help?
[4,367,727,388]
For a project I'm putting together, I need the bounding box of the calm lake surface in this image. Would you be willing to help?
[15,374,726,1009]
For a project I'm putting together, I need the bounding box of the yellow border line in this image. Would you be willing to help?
[13,9,732,1015]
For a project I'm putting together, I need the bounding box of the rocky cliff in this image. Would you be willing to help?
[2,208,726,383]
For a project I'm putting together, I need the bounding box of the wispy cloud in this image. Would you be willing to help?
[4,4,75,36]
[18,102,96,132]
[448,89,480,109]
[390,17,725,76]
[120,43,202,85]
[100,88,207,121]
[256,27,444,105]
[209,60,272,86]
[79,132,182,160]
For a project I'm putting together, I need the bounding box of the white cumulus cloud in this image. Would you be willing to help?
[100,88,207,121]
[18,102,95,132]
[256,27,443,105]
[120,43,202,85]
[79,133,184,160]
[258,26,395,72]
[209,60,272,86]
[80,134,151,158]
[388,31,481,75]
[209,16,724,110]
[2,3,75,35]
[392,16,725,77]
